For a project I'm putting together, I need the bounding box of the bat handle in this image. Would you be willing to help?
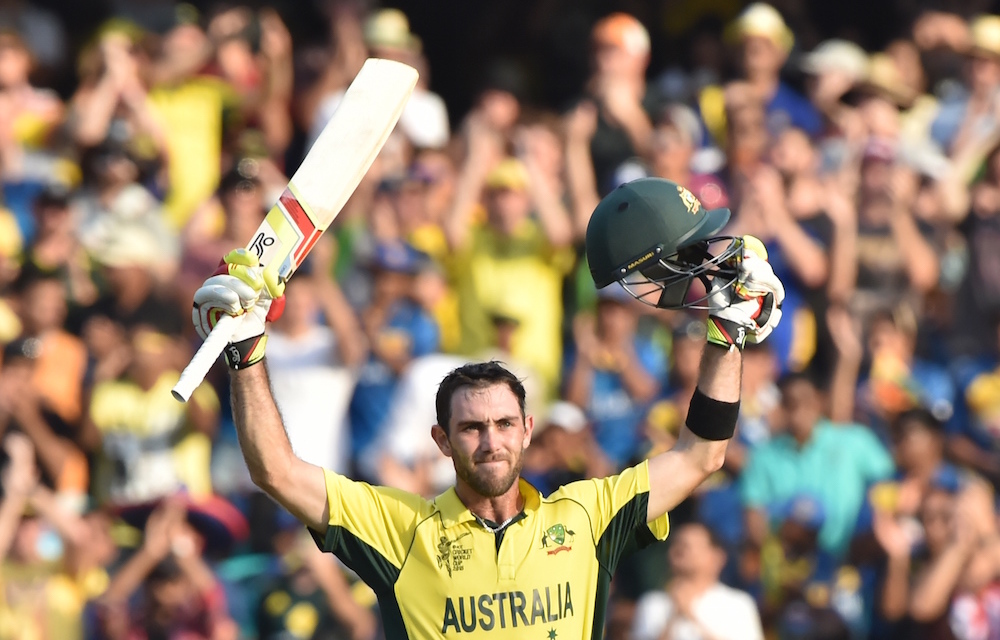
[171,314,241,402]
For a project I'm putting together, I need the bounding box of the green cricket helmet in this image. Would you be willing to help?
[585,177,741,309]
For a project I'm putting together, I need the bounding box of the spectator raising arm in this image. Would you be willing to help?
[0,434,36,561]
[889,167,939,293]
[444,113,503,250]
[826,305,864,424]
[748,166,830,288]
[909,480,990,622]
[824,176,859,305]
[563,101,600,240]
[516,125,574,248]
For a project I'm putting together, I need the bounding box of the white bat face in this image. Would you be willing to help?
[172,58,419,402]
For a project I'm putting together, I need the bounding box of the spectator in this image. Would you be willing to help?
[931,14,1000,154]
[753,495,860,633]
[631,521,764,640]
[347,240,439,481]
[180,163,267,305]
[723,3,822,138]
[366,352,471,497]
[579,12,658,194]
[68,23,167,187]
[25,184,97,308]
[0,434,80,640]
[648,103,727,210]
[205,6,294,159]
[733,146,833,375]
[521,400,611,496]
[82,324,219,506]
[565,284,665,469]
[255,509,376,640]
[96,497,238,640]
[0,336,87,495]
[855,305,956,438]
[84,221,184,336]
[908,478,1000,638]
[309,8,449,157]
[445,148,574,393]
[953,357,1000,489]
[852,145,939,321]
[145,8,240,229]
[799,39,869,141]
[741,372,895,559]
[74,134,176,269]
[10,269,88,427]
[0,28,65,230]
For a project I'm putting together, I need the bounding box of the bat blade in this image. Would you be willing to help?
[172,58,418,402]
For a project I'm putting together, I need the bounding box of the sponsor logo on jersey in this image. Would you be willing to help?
[440,582,574,633]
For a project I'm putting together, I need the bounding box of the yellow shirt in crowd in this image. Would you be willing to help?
[450,219,575,396]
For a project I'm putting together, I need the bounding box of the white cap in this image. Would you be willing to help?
[800,39,868,81]
[543,401,588,434]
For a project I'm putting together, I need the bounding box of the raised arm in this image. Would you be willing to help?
[229,364,329,531]
[563,102,601,240]
[646,342,740,520]
[192,249,329,532]
[646,237,784,521]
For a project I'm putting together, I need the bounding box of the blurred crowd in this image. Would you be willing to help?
[5,0,1000,639]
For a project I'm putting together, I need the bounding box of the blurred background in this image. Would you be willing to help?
[4,0,1000,638]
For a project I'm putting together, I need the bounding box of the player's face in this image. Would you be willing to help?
[435,384,533,498]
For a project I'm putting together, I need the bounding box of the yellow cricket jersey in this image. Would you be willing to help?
[311,460,669,639]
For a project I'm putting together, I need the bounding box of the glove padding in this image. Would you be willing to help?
[707,236,784,350]
[192,248,285,369]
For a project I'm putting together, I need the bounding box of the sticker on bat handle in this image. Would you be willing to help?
[249,232,275,259]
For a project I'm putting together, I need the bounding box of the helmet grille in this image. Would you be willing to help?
[617,236,743,310]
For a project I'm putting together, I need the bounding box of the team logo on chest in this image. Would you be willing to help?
[437,532,472,577]
[540,523,575,555]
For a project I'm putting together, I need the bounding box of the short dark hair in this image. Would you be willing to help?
[435,361,526,433]
[777,370,822,394]
[679,520,726,551]
[893,407,942,434]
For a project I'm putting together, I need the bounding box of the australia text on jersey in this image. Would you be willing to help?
[441,581,574,633]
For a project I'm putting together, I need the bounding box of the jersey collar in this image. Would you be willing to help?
[433,478,542,529]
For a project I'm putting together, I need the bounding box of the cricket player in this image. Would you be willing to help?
[192,178,784,638]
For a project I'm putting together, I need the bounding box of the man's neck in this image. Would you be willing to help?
[455,480,524,525]
[672,573,716,597]
[791,423,818,447]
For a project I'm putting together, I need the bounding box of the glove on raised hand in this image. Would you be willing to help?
[706,235,784,350]
[192,248,286,369]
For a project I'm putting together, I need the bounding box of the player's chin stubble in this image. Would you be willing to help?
[456,454,524,498]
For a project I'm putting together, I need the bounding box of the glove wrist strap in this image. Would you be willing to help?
[224,335,268,370]
[707,316,747,350]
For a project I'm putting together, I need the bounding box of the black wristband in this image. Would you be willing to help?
[685,387,739,441]
[224,335,268,370]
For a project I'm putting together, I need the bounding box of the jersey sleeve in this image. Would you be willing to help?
[554,460,669,571]
[311,469,430,591]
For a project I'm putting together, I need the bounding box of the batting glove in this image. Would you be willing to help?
[192,248,286,369]
[706,235,784,350]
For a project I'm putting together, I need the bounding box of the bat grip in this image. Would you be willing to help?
[171,314,241,402]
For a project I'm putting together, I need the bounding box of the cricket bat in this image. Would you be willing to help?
[172,58,419,402]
